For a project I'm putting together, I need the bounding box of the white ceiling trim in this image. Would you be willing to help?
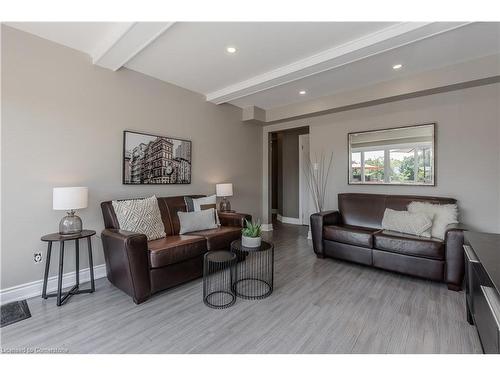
[206,22,471,104]
[93,22,176,71]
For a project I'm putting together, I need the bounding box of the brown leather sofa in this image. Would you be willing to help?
[310,193,466,291]
[101,195,250,304]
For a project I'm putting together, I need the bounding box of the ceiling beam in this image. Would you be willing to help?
[242,106,266,123]
[256,54,500,124]
[206,22,471,105]
[92,22,175,71]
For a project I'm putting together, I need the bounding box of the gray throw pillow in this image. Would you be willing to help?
[178,208,218,234]
[191,195,220,225]
[112,195,166,241]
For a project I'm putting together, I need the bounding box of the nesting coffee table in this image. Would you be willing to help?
[202,240,275,309]
[230,240,274,300]
[203,250,237,309]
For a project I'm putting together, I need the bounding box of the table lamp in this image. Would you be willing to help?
[216,183,233,212]
[53,187,88,235]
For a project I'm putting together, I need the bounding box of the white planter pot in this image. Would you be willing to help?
[242,235,262,248]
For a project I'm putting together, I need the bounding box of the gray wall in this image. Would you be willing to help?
[272,83,500,233]
[1,26,262,289]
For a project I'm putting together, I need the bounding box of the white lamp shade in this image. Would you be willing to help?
[216,183,233,197]
[53,187,88,210]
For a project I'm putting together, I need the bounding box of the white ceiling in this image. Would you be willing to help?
[230,22,500,109]
[6,21,132,57]
[6,22,500,110]
[125,22,397,94]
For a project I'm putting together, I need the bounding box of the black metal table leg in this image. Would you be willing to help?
[41,230,97,306]
[75,239,80,287]
[57,241,65,306]
[87,237,95,292]
[42,241,52,299]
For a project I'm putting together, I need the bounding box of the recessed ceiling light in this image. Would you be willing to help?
[299,90,307,95]
[226,46,237,54]
[392,64,403,70]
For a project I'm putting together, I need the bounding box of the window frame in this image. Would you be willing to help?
[347,123,436,186]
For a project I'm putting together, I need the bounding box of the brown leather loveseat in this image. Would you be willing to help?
[310,193,465,290]
[101,195,250,304]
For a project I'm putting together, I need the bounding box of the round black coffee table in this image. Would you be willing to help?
[230,240,274,300]
[203,250,237,309]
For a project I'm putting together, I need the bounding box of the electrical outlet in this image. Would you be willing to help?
[34,251,43,263]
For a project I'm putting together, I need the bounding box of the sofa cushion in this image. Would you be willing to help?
[187,226,242,251]
[148,235,207,268]
[373,230,444,260]
[323,225,378,248]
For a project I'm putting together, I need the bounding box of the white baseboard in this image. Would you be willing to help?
[261,223,273,231]
[307,229,312,240]
[277,214,302,225]
[0,264,107,305]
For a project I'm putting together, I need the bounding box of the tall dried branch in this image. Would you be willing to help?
[303,152,334,212]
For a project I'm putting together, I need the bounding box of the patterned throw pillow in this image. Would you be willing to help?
[112,195,166,240]
[381,208,433,238]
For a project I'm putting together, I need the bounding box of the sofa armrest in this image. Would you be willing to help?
[445,223,468,233]
[444,223,467,290]
[218,212,252,228]
[310,211,341,257]
[101,229,151,304]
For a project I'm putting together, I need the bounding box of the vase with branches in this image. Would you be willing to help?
[303,152,334,213]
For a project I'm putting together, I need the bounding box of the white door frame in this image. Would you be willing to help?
[262,122,309,229]
[298,134,310,225]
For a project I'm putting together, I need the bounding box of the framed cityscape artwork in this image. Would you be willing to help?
[123,130,192,184]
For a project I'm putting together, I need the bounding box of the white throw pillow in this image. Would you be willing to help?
[178,208,218,234]
[112,195,166,241]
[192,195,216,211]
[192,194,220,225]
[381,208,433,238]
[407,201,459,240]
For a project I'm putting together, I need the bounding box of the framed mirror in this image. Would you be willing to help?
[348,123,435,186]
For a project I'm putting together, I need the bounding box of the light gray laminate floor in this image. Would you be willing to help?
[0,222,482,354]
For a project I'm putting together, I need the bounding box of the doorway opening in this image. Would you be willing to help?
[269,126,310,229]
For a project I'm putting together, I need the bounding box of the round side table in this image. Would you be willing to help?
[203,251,237,309]
[41,230,96,306]
[230,240,274,300]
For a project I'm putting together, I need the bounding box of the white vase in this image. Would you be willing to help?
[242,235,262,248]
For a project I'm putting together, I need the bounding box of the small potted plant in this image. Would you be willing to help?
[241,219,262,248]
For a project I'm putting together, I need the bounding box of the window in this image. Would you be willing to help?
[351,152,362,182]
[348,124,435,185]
[363,150,384,183]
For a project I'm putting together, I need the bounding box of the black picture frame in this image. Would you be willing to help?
[122,130,192,185]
